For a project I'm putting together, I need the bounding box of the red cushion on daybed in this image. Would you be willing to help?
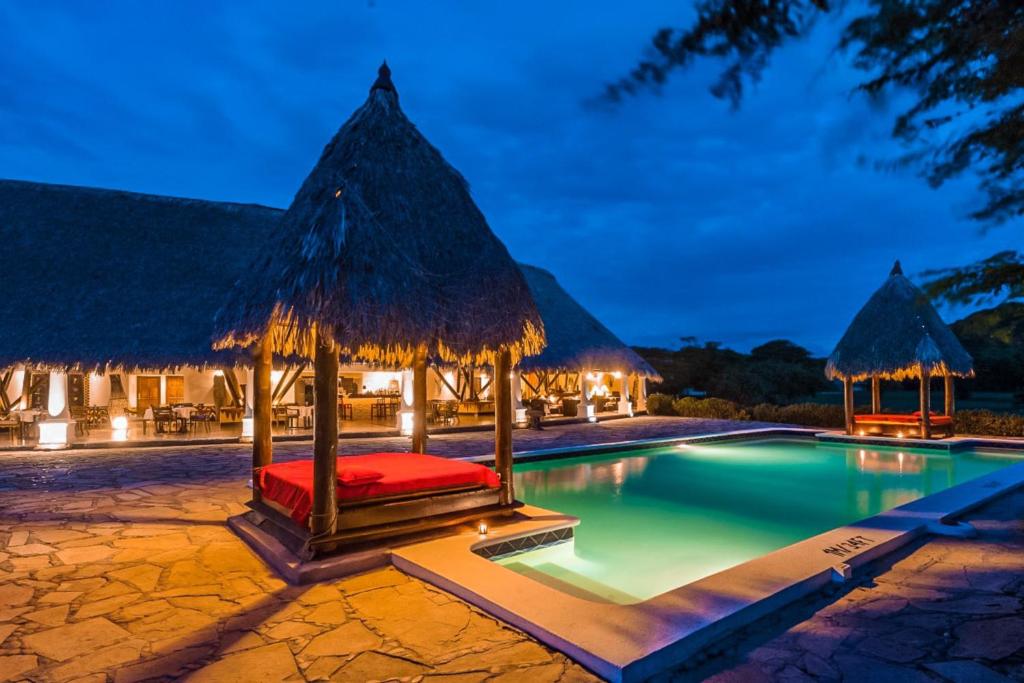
[338,466,385,486]
[259,453,500,526]
[854,413,953,426]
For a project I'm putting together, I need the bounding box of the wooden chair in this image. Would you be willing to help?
[338,402,353,421]
[433,400,458,426]
[87,406,110,429]
[189,406,217,434]
[370,397,387,421]
[152,407,177,434]
[70,406,90,436]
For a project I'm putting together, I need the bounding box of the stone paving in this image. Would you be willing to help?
[678,489,1024,683]
[0,416,760,682]
[3,415,1023,682]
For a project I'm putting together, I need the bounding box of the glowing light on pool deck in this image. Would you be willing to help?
[499,439,1022,604]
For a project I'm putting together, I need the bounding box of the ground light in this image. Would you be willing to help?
[111,415,129,441]
[477,521,489,536]
[37,421,70,449]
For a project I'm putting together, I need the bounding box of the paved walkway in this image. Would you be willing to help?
[685,490,1024,683]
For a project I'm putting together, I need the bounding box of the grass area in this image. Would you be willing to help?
[803,389,1022,414]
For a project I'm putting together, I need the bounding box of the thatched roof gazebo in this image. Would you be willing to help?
[826,261,974,438]
[518,264,659,379]
[517,264,659,415]
[214,64,544,548]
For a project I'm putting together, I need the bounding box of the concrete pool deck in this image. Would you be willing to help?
[1,416,1023,681]
[394,432,1024,682]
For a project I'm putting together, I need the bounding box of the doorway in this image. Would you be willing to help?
[136,376,161,412]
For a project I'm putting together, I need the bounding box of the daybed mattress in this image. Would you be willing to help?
[259,452,501,526]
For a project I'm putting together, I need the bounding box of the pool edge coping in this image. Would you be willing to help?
[395,431,1024,682]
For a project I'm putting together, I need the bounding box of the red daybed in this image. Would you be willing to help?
[253,453,506,553]
[853,411,954,438]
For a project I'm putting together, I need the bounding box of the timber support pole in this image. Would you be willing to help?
[494,349,514,506]
[311,328,339,537]
[252,339,273,503]
[920,368,931,439]
[843,378,855,435]
[411,344,428,454]
[870,375,881,414]
[944,374,955,417]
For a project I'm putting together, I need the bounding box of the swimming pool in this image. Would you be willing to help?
[496,438,1023,604]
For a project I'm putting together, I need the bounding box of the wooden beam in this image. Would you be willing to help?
[433,367,459,399]
[494,349,514,506]
[871,376,881,414]
[842,378,854,435]
[467,364,479,401]
[252,341,273,503]
[224,369,243,408]
[944,375,955,417]
[412,345,428,453]
[478,376,492,396]
[0,369,11,413]
[311,329,339,536]
[272,366,302,405]
[520,373,539,395]
[920,368,931,439]
[20,368,33,410]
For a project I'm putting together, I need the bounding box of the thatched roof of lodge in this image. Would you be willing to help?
[826,261,974,381]
[0,183,638,375]
[214,64,544,367]
[518,265,660,379]
[0,179,280,371]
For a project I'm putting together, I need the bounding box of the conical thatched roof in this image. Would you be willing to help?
[215,64,544,366]
[825,261,974,381]
[517,264,660,379]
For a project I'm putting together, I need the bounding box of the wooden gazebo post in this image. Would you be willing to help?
[494,349,514,505]
[944,374,955,416]
[919,367,932,439]
[252,339,273,503]
[870,375,881,414]
[411,344,428,454]
[311,328,339,536]
[842,377,855,435]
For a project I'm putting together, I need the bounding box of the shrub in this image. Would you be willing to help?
[954,409,1024,437]
[645,393,677,416]
[672,397,749,420]
[750,403,847,428]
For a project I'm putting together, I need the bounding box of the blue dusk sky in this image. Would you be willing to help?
[2,2,1018,355]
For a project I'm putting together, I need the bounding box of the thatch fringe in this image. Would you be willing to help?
[516,264,660,378]
[214,64,545,367]
[826,261,974,382]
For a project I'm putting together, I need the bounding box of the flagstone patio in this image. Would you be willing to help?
[2,416,1023,682]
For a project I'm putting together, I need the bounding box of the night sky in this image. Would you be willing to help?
[3,2,1018,355]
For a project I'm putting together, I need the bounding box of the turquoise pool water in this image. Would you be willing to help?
[496,438,1022,604]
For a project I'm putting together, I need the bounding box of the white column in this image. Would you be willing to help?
[38,371,71,449]
[9,366,26,409]
[618,373,633,416]
[636,377,648,413]
[577,370,596,421]
[397,368,415,435]
[240,367,255,441]
[511,371,526,426]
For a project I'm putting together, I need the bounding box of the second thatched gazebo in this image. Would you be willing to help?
[215,64,544,550]
[826,261,974,438]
